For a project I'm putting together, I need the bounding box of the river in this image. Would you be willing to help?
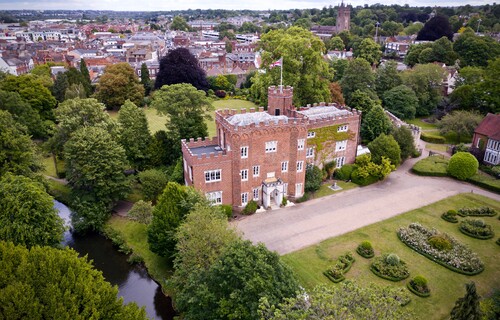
[55,201,176,320]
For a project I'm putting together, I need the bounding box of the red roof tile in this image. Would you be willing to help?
[475,113,500,140]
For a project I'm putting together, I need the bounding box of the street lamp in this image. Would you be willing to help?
[476,19,482,33]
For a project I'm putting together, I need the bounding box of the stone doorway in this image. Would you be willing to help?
[262,177,284,209]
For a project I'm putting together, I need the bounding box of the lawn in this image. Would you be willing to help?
[426,143,449,153]
[282,193,500,320]
[412,155,449,176]
[312,180,358,198]
[407,117,438,130]
[207,99,259,137]
[107,216,173,289]
[108,108,168,134]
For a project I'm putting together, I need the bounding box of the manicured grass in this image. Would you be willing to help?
[412,155,449,176]
[426,143,449,153]
[46,179,71,205]
[468,171,500,193]
[107,216,173,287]
[407,117,438,130]
[282,194,500,320]
[312,181,358,198]
[107,108,168,134]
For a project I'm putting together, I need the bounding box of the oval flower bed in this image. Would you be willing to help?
[458,206,497,217]
[398,223,484,275]
[356,240,374,258]
[323,252,355,283]
[370,253,410,282]
[407,275,431,298]
[459,219,495,240]
[441,210,459,223]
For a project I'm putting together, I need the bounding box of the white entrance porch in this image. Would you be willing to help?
[262,177,285,209]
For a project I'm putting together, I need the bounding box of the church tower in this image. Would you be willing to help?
[336,1,351,33]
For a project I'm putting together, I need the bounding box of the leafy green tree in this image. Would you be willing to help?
[250,26,331,106]
[340,58,376,104]
[383,85,418,120]
[151,83,213,141]
[0,90,46,138]
[293,18,312,30]
[117,100,151,170]
[70,198,110,234]
[170,204,240,312]
[438,110,483,144]
[0,174,64,248]
[382,20,404,36]
[0,74,57,121]
[239,22,261,33]
[128,200,153,224]
[49,98,116,156]
[392,126,417,161]
[79,58,93,96]
[360,105,392,142]
[405,42,433,67]
[170,16,190,31]
[447,152,479,181]
[64,126,130,206]
[0,241,147,319]
[431,36,457,65]
[147,130,180,167]
[478,58,500,113]
[52,72,69,102]
[349,89,379,114]
[0,110,40,178]
[401,63,445,116]
[375,60,402,97]
[354,38,382,65]
[305,165,323,192]
[326,36,345,51]
[368,133,401,166]
[147,182,207,258]
[138,169,169,202]
[65,83,87,100]
[259,282,412,320]
[140,63,152,96]
[403,22,423,36]
[450,282,482,320]
[330,58,349,82]
[95,63,144,110]
[453,31,500,67]
[182,240,300,320]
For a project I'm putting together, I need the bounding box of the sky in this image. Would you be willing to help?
[0,0,493,11]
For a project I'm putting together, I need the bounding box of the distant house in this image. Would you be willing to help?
[472,113,500,165]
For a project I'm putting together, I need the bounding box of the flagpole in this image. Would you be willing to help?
[280,57,283,93]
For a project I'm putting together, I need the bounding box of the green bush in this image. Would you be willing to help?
[421,132,446,144]
[102,226,132,254]
[323,252,355,283]
[127,253,144,265]
[281,196,288,207]
[447,152,479,180]
[370,254,410,281]
[386,253,401,266]
[467,174,500,193]
[412,155,449,177]
[408,275,431,297]
[351,170,380,186]
[305,165,323,192]
[335,164,356,180]
[357,240,375,258]
[428,235,453,251]
[242,200,258,215]
[220,204,233,219]
[441,210,459,223]
[296,193,310,203]
[459,219,495,240]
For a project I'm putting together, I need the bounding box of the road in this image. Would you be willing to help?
[234,155,500,255]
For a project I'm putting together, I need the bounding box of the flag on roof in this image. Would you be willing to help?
[270,57,282,68]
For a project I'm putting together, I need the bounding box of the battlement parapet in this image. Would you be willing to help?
[268,85,293,96]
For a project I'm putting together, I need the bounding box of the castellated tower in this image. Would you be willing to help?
[267,85,294,117]
[336,1,351,33]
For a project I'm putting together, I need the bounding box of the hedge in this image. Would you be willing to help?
[421,132,446,144]
[411,156,448,177]
[356,246,375,258]
[323,271,345,283]
[407,282,431,298]
[323,253,355,283]
[467,175,500,193]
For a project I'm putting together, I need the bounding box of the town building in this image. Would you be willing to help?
[472,113,500,165]
[311,2,351,38]
[182,85,361,210]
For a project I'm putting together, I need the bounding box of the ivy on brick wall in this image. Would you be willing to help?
[308,124,354,162]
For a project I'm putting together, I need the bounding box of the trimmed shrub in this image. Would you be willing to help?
[356,240,374,258]
[128,200,153,224]
[335,163,356,181]
[295,193,310,203]
[407,275,431,297]
[351,170,380,186]
[428,235,453,251]
[467,174,500,193]
[459,219,494,240]
[441,210,458,223]
[220,204,233,219]
[458,206,497,217]
[411,155,448,177]
[281,196,288,207]
[447,152,479,180]
[370,253,410,281]
[242,200,258,215]
[386,253,400,266]
[421,132,446,144]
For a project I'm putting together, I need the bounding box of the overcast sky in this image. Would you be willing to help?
[0,0,493,11]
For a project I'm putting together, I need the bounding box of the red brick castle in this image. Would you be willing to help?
[182,85,361,210]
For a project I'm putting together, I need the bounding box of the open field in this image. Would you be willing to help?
[282,193,500,320]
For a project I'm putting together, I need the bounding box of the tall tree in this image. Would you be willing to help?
[340,58,376,104]
[0,241,147,319]
[368,133,401,166]
[250,26,331,106]
[450,282,482,320]
[52,72,69,102]
[326,36,345,51]
[0,110,40,178]
[438,110,483,144]
[375,60,402,97]
[155,48,209,91]
[170,16,190,31]
[416,15,453,41]
[0,174,64,248]
[392,126,417,161]
[117,100,151,170]
[95,63,144,110]
[328,82,345,105]
[383,85,419,120]
[354,38,382,65]
[140,63,152,96]
[361,105,392,142]
[79,58,93,96]
[151,83,213,141]
[453,31,500,67]
[349,89,379,114]
[0,90,46,138]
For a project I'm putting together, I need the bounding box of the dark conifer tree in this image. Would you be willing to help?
[450,282,482,320]
[140,63,152,96]
[154,48,209,91]
[79,58,93,95]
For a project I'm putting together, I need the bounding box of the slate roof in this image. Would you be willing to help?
[475,113,500,141]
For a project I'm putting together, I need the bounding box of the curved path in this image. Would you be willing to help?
[234,154,500,255]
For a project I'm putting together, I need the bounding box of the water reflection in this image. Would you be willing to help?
[54,201,175,319]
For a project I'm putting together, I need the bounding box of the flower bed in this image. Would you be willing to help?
[323,252,355,283]
[459,219,495,240]
[441,210,459,223]
[406,275,431,298]
[356,240,374,258]
[398,223,484,275]
[370,253,410,282]
[458,206,497,217]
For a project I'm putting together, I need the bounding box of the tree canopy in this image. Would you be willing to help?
[0,90,46,138]
[450,282,482,320]
[360,104,392,142]
[0,174,64,248]
[155,48,209,91]
[438,110,483,144]
[95,63,144,109]
[368,133,401,166]
[383,85,418,120]
[392,126,417,161]
[0,241,147,319]
[375,60,402,97]
[416,15,453,41]
[453,31,500,67]
[170,16,190,31]
[250,26,331,107]
[340,58,376,104]
[354,38,382,65]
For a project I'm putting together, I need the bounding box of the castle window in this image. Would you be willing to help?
[295,183,303,197]
[241,146,248,158]
[335,156,346,168]
[206,191,222,205]
[253,165,260,177]
[241,192,249,205]
[338,125,348,132]
[241,169,248,181]
[297,139,305,150]
[306,147,315,158]
[296,161,304,172]
[336,140,347,151]
[265,141,277,153]
[253,188,259,200]
[281,161,288,172]
[204,169,221,182]
[307,131,316,138]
